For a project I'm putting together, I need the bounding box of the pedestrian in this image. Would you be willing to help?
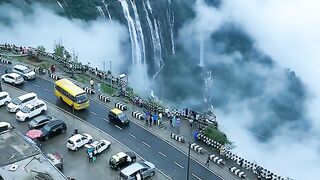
[145,111,150,125]
[158,112,162,125]
[97,82,101,93]
[0,81,2,92]
[4,68,8,74]
[205,155,210,166]
[149,113,153,126]
[189,118,193,129]
[90,79,94,89]
[171,115,176,127]
[153,112,158,125]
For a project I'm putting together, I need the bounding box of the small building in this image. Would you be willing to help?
[0,127,67,180]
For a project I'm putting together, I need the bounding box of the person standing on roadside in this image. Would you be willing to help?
[158,112,162,125]
[205,155,210,166]
[149,112,153,126]
[97,82,101,93]
[90,79,94,89]
[189,118,193,129]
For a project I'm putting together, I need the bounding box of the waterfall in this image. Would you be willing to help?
[199,32,204,67]
[204,70,213,103]
[62,0,68,6]
[119,0,149,92]
[56,1,64,12]
[96,6,106,19]
[102,0,112,21]
[142,0,163,80]
[129,0,146,65]
[167,6,175,54]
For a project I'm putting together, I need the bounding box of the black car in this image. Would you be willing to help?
[40,120,67,141]
[28,115,56,129]
[109,152,136,170]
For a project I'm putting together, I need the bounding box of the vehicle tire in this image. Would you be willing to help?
[12,82,16,86]
[4,101,9,106]
[16,108,20,112]
[41,110,45,114]
[1,78,4,82]
[44,136,49,141]
[150,172,154,177]
[88,139,93,143]
[61,129,66,134]
[25,117,30,122]
[75,147,78,151]
[24,76,28,81]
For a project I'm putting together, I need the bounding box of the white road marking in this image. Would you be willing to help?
[115,125,123,130]
[192,173,202,180]
[174,162,184,169]
[44,88,51,92]
[142,141,151,148]
[33,83,40,87]
[103,117,109,122]
[158,151,167,157]
[129,133,136,138]
[91,111,97,116]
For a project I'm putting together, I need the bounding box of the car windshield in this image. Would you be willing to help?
[21,106,31,113]
[75,93,88,104]
[141,162,150,168]
[109,158,116,164]
[42,124,51,132]
[23,69,32,73]
[67,140,74,144]
[12,98,21,105]
[118,113,127,121]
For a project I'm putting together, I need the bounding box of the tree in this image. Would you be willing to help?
[204,125,231,146]
[37,45,46,52]
[53,40,65,58]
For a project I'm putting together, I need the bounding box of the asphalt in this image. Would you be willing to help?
[0,65,223,180]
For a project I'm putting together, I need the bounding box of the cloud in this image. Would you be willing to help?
[177,0,320,179]
[0,3,129,75]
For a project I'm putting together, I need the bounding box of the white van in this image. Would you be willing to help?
[0,91,11,106]
[7,92,38,113]
[16,100,47,122]
[12,64,36,80]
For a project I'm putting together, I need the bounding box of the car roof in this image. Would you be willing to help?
[69,134,86,141]
[7,73,21,78]
[120,162,145,176]
[13,64,28,70]
[25,100,45,108]
[18,92,37,100]
[111,152,127,161]
[32,115,51,122]
[0,91,9,96]
[111,108,123,115]
[45,119,64,127]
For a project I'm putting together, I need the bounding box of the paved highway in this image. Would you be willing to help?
[0,65,223,180]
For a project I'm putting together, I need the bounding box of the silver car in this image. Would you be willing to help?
[120,161,155,180]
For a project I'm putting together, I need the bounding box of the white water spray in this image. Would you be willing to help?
[168,6,175,54]
[96,6,106,19]
[56,1,64,12]
[199,32,204,67]
[102,0,112,21]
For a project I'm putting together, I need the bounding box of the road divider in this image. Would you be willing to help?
[115,102,127,111]
[132,111,144,120]
[190,143,205,155]
[229,166,246,179]
[170,133,185,143]
[99,94,110,102]
[209,154,225,166]
[83,86,95,94]
[50,73,61,80]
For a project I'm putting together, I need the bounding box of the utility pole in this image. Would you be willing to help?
[187,142,191,180]
[72,103,75,129]
[110,61,112,92]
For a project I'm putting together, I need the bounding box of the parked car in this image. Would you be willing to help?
[108,108,130,126]
[0,121,11,133]
[66,133,93,151]
[12,64,36,80]
[1,73,24,86]
[15,100,47,121]
[28,115,56,129]
[26,119,67,141]
[85,139,111,155]
[7,92,38,113]
[109,152,136,170]
[120,161,156,180]
[0,91,11,106]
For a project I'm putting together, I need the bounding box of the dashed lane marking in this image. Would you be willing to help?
[91,111,97,116]
[174,162,184,169]
[158,151,167,157]
[44,88,51,92]
[115,125,123,130]
[192,173,202,180]
[33,83,40,87]
[142,141,151,148]
[129,133,136,138]
[103,117,109,122]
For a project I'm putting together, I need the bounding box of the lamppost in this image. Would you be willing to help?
[109,61,112,92]
[187,141,191,180]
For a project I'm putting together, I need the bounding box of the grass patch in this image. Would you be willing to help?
[101,83,114,95]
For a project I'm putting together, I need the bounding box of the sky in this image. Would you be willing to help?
[181,0,320,179]
[0,3,129,75]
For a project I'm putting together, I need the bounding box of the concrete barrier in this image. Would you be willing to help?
[229,166,246,178]
[99,94,110,102]
[132,111,144,120]
[50,73,60,80]
[0,58,12,64]
[170,133,185,143]
[209,154,225,165]
[190,143,205,154]
[115,102,127,111]
[83,87,95,94]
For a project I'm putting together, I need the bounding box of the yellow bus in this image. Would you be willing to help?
[54,79,89,110]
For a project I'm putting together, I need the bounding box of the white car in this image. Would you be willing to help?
[67,133,93,151]
[15,100,47,121]
[7,92,38,113]
[1,73,24,85]
[0,91,11,106]
[85,139,111,155]
[12,64,36,80]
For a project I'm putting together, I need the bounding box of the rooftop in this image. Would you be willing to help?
[0,128,67,180]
